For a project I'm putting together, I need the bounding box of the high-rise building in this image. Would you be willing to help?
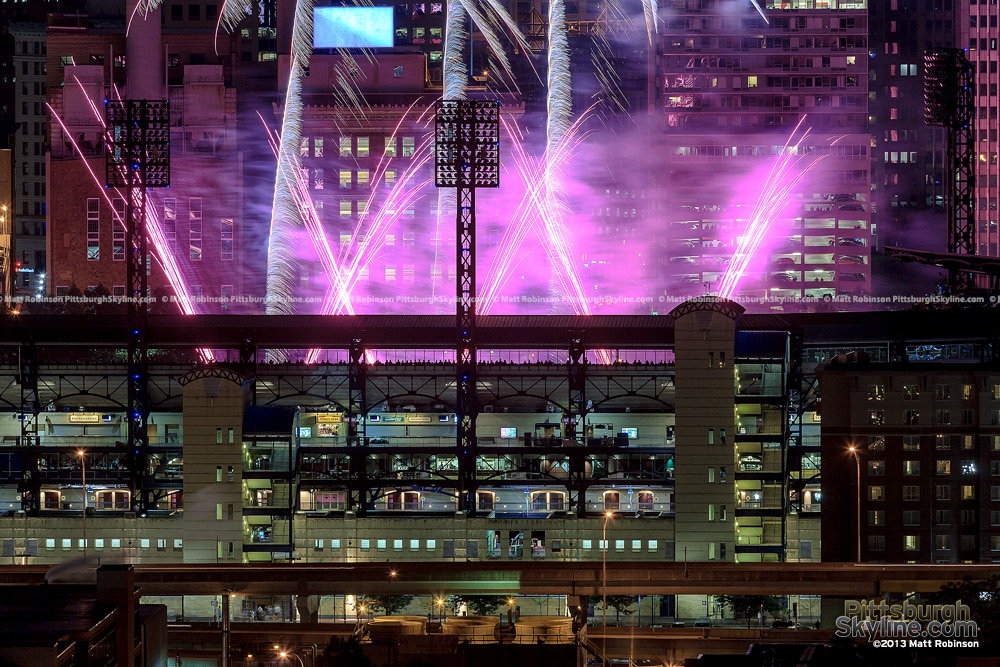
[820,353,1000,563]
[11,22,47,299]
[43,2,248,310]
[966,0,1000,259]
[868,0,966,293]
[657,0,871,304]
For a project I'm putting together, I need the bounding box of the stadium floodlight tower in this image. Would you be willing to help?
[434,100,500,514]
[106,99,170,515]
[924,48,975,291]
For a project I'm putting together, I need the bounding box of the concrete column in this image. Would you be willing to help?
[296,594,320,623]
[670,298,744,562]
[97,564,136,667]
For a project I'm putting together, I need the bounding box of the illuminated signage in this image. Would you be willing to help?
[69,414,101,423]
[313,7,394,49]
[317,413,343,423]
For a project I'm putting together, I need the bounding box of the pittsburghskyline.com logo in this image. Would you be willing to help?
[834,599,979,649]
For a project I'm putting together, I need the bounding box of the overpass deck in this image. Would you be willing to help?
[2,562,997,597]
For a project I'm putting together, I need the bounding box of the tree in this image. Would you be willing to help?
[358,594,414,616]
[715,595,783,629]
[316,636,373,667]
[927,575,1000,650]
[448,594,506,616]
[589,595,637,625]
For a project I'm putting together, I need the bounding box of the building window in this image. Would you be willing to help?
[604,491,620,511]
[992,486,1000,501]
[962,485,976,501]
[904,460,920,476]
[903,385,920,400]
[936,485,951,500]
[221,218,234,260]
[935,384,951,400]
[86,198,99,260]
[637,491,654,511]
[904,410,920,425]
[869,486,885,501]
[936,435,951,450]
[531,491,565,511]
[477,492,494,511]
[903,535,919,551]
[314,137,324,158]
[867,384,885,400]
[163,198,176,239]
[903,510,920,526]
[385,137,396,157]
[936,410,951,425]
[961,509,976,525]
[935,509,951,525]
[402,137,415,157]
[936,460,952,475]
[868,535,885,551]
[869,410,884,425]
[112,198,125,261]
[868,436,885,451]
[189,197,202,260]
[903,436,920,451]
[903,486,920,501]
[961,535,976,551]
[868,510,884,526]
[868,460,884,476]
[936,535,950,550]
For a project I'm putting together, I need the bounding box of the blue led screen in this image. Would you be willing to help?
[313,7,394,49]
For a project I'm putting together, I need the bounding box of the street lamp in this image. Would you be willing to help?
[78,449,87,556]
[279,651,305,667]
[388,570,397,615]
[602,511,613,634]
[436,598,445,622]
[848,446,860,563]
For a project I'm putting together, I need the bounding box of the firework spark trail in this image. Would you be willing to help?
[344,100,434,262]
[487,112,614,364]
[479,114,595,315]
[266,0,314,318]
[264,123,355,316]
[641,0,659,44]
[431,0,469,309]
[546,0,571,150]
[47,102,214,362]
[48,98,200,320]
[718,118,823,300]
[749,0,769,24]
[341,147,434,298]
[432,0,534,310]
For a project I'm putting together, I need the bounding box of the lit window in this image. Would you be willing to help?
[357,137,370,157]
[87,198,99,261]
